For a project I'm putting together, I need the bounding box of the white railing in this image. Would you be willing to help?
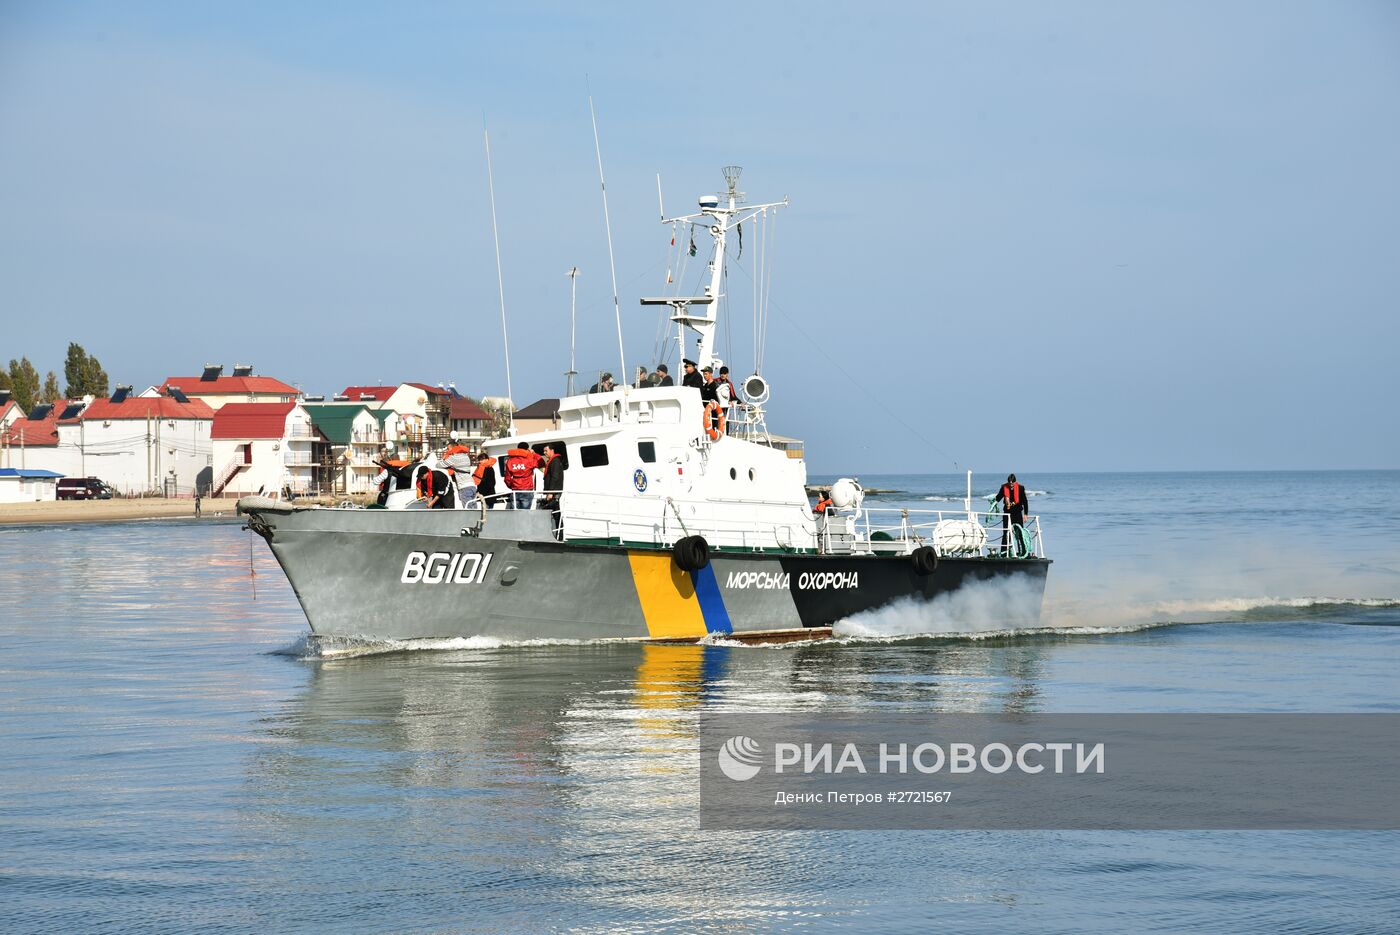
[380,480,1047,558]
[283,451,317,466]
[853,507,1046,559]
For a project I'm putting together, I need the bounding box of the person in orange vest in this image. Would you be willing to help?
[502,442,542,510]
[373,451,412,506]
[538,442,565,538]
[992,473,1030,555]
[441,431,473,474]
[813,493,833,515]
[416,465,456,509]
[471,451,499,507]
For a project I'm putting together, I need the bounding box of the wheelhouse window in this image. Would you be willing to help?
[637,441,656,463]
[580,444,610,468]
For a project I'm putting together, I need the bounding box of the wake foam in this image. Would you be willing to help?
[834,575,1047,639]
[276,633,621,659]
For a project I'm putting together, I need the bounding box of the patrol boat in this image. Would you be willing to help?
[238,168,1050,644]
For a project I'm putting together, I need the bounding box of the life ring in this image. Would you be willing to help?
[702,401,726,441]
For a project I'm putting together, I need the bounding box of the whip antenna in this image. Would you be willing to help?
[588,94,627,380]
[483,124,516,433]
[565,266,579,396]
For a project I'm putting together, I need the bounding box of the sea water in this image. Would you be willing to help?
[0,471,1396,932]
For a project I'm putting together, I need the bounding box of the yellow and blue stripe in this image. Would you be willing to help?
[627,550,733,639]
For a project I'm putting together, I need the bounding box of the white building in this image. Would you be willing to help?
[73,392,215,495]
[339,383,453,456]
[301,404,391,495]
[0,468,62,503]
[211,402,318,497]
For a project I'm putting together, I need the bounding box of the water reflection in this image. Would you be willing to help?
[230,640,1061,923]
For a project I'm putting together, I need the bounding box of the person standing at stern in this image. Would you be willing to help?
[992,473,1031,555]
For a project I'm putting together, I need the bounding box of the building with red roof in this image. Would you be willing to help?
[210,402,319,498]
[1,387,218,495]
[335,382,455,456]
[158,364,297,411]
[448,397,493,445]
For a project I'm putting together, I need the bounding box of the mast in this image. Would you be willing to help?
[646,167,787,373]
[483,126,516,433]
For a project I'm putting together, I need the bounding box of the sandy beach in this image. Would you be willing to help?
[0,497,245,526]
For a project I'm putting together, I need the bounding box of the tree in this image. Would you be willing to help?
[0,368,10,396]
[64,343,109,398]
[475,398,516,439]
[7,358,40,413]
[41,371,61,403]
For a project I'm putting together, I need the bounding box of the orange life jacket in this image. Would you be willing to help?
[1002,482,1023,508]
[814,497,832,514]
[503,448,539,490]
[472,459,493,486]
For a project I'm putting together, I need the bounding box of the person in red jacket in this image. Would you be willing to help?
[992,473,1031,555]
[502,443,542,510]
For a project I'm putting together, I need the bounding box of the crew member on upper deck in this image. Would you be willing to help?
[654,364,673,387]
[699,366,720,403]
[681,359,703,390]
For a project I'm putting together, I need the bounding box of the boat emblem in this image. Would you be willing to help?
[633,468,648,492]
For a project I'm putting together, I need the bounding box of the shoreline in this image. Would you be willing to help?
[0,497,248,526]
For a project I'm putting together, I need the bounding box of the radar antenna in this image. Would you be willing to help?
[723,165,742,195]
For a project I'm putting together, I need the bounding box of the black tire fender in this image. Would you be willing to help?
[911,545,938,576]
[673,535,711,571]
[690,535,710,570]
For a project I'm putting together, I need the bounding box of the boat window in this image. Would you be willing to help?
[638,441,656,463]
[729,467,737,480]
[749,468,756,481]
[580,444,610,468]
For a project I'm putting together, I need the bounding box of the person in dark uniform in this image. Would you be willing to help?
[654,364,673,387]
[538,442,565,538]
[992,473,1030,555]
[699,366,720,403]
[588,372,615,393]
[681,359,704,390]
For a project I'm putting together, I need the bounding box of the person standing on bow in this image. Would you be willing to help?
[503,442,542,510]
[538,442,565,539]
[992,473,1030,555]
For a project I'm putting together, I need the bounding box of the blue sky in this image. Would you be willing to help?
[1,2,1396,473]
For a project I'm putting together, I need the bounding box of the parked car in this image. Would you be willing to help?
[56,477,115,501]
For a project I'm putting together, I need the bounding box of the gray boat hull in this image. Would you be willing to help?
[238,499,1050,643]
